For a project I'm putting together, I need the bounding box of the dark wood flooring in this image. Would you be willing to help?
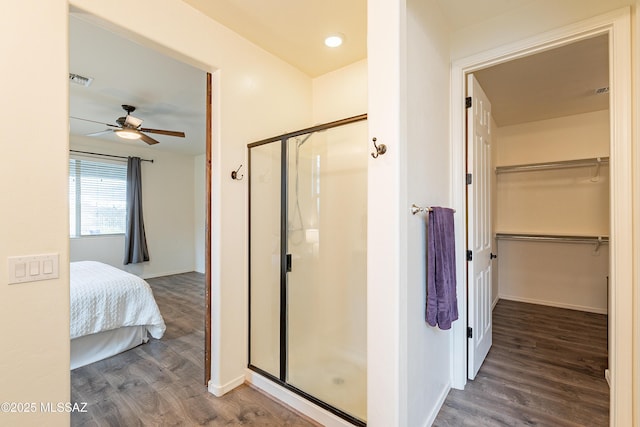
[71,272,319,426]
[434,299,609,427]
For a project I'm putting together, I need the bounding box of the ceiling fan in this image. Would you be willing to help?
[71,104,185,145]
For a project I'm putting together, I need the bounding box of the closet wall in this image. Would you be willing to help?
[493,109,610,313]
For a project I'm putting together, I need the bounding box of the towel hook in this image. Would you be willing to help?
[231,164,244,180]
[371,137,387,159]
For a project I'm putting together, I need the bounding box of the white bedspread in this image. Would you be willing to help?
[70,261,166,340]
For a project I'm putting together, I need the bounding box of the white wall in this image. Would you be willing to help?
[312,59,368,123]
[494,111,610,313]
[495,111,610,236]
[495,110,611,165]
[635,2,640,422]
[194,154,205,274]
[369,0,454,424]
[367,0,403,424]
[405,0,453,425]
[449,0,635,60]
[70,137,197,278]
[0,1,70,426]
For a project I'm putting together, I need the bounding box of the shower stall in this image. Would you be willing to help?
[248,114,367,425]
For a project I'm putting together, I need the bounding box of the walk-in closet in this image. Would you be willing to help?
[459,33,611,423]
[492,111,609,316]
[475,33,610,319]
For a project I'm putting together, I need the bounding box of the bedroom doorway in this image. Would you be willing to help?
[68,11,212,385]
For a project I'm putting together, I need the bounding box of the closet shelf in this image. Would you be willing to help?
[495,156,609,174]
[495,232,609,244]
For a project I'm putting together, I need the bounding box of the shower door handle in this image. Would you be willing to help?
[286,254,292,272]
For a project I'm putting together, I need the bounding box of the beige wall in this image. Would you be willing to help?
[69,137,198,279]
[0,1,70,426]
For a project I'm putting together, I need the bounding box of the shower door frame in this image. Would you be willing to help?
[247,113,367,427]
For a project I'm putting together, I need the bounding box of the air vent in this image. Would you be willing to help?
[69,73,93,87]
[594,87,609,95]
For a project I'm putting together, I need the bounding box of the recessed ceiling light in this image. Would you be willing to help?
[324,34,344,48]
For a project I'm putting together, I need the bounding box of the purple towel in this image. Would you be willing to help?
[426,207,458,329]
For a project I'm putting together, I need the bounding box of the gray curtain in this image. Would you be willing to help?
[123,157,150,264]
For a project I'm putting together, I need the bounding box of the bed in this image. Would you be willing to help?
[70,261,166,369]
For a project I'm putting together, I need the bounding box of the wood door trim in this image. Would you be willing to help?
[204,72,212,385]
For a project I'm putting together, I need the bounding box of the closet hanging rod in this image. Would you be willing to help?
[495,156,608,174]
[70,149,154,163]
[411,204,456,215]
[495,232,609,244]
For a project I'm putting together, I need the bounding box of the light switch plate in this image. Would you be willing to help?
[8,253,59,284]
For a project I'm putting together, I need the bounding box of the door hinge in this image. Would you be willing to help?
[466,173,472,185]
[286,254,292,272]
[466,250,473,261]
[467,327,473,338]
[465,97,472,109]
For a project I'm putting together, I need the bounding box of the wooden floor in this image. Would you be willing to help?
[71,272,319,426]
[434,299,609,426]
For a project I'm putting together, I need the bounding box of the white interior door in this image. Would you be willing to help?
[466,73,493,380]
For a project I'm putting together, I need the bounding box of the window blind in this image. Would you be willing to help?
[69,158,127,237]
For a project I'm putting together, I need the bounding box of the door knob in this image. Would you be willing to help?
[490,253,497,260]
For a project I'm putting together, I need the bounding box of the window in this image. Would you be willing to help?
[69,158,127,237]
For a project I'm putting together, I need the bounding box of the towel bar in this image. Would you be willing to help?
[411,204,456,215]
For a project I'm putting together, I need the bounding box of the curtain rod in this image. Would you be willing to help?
[70,150,154,163]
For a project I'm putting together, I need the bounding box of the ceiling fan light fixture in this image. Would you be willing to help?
[115,128,142,140]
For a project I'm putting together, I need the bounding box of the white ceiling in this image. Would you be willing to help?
[69,2,609,152]
[474,34,609,126]
[182,0,367,78]
[69,15,206,156]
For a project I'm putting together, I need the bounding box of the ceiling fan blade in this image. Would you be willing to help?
[86,129,114,137]
[140,128,185,138]
[139,132,160,145]
[70,116,119,128]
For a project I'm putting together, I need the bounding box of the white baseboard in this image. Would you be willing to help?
[498,294,607,314]
[208,374,245,397]
[605,369,611,387]
[245,369,354,427]
[423,382,451,427]
[491,296,499,310]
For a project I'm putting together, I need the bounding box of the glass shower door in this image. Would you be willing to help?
[285,120,368,422]
[249,141,282,377]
